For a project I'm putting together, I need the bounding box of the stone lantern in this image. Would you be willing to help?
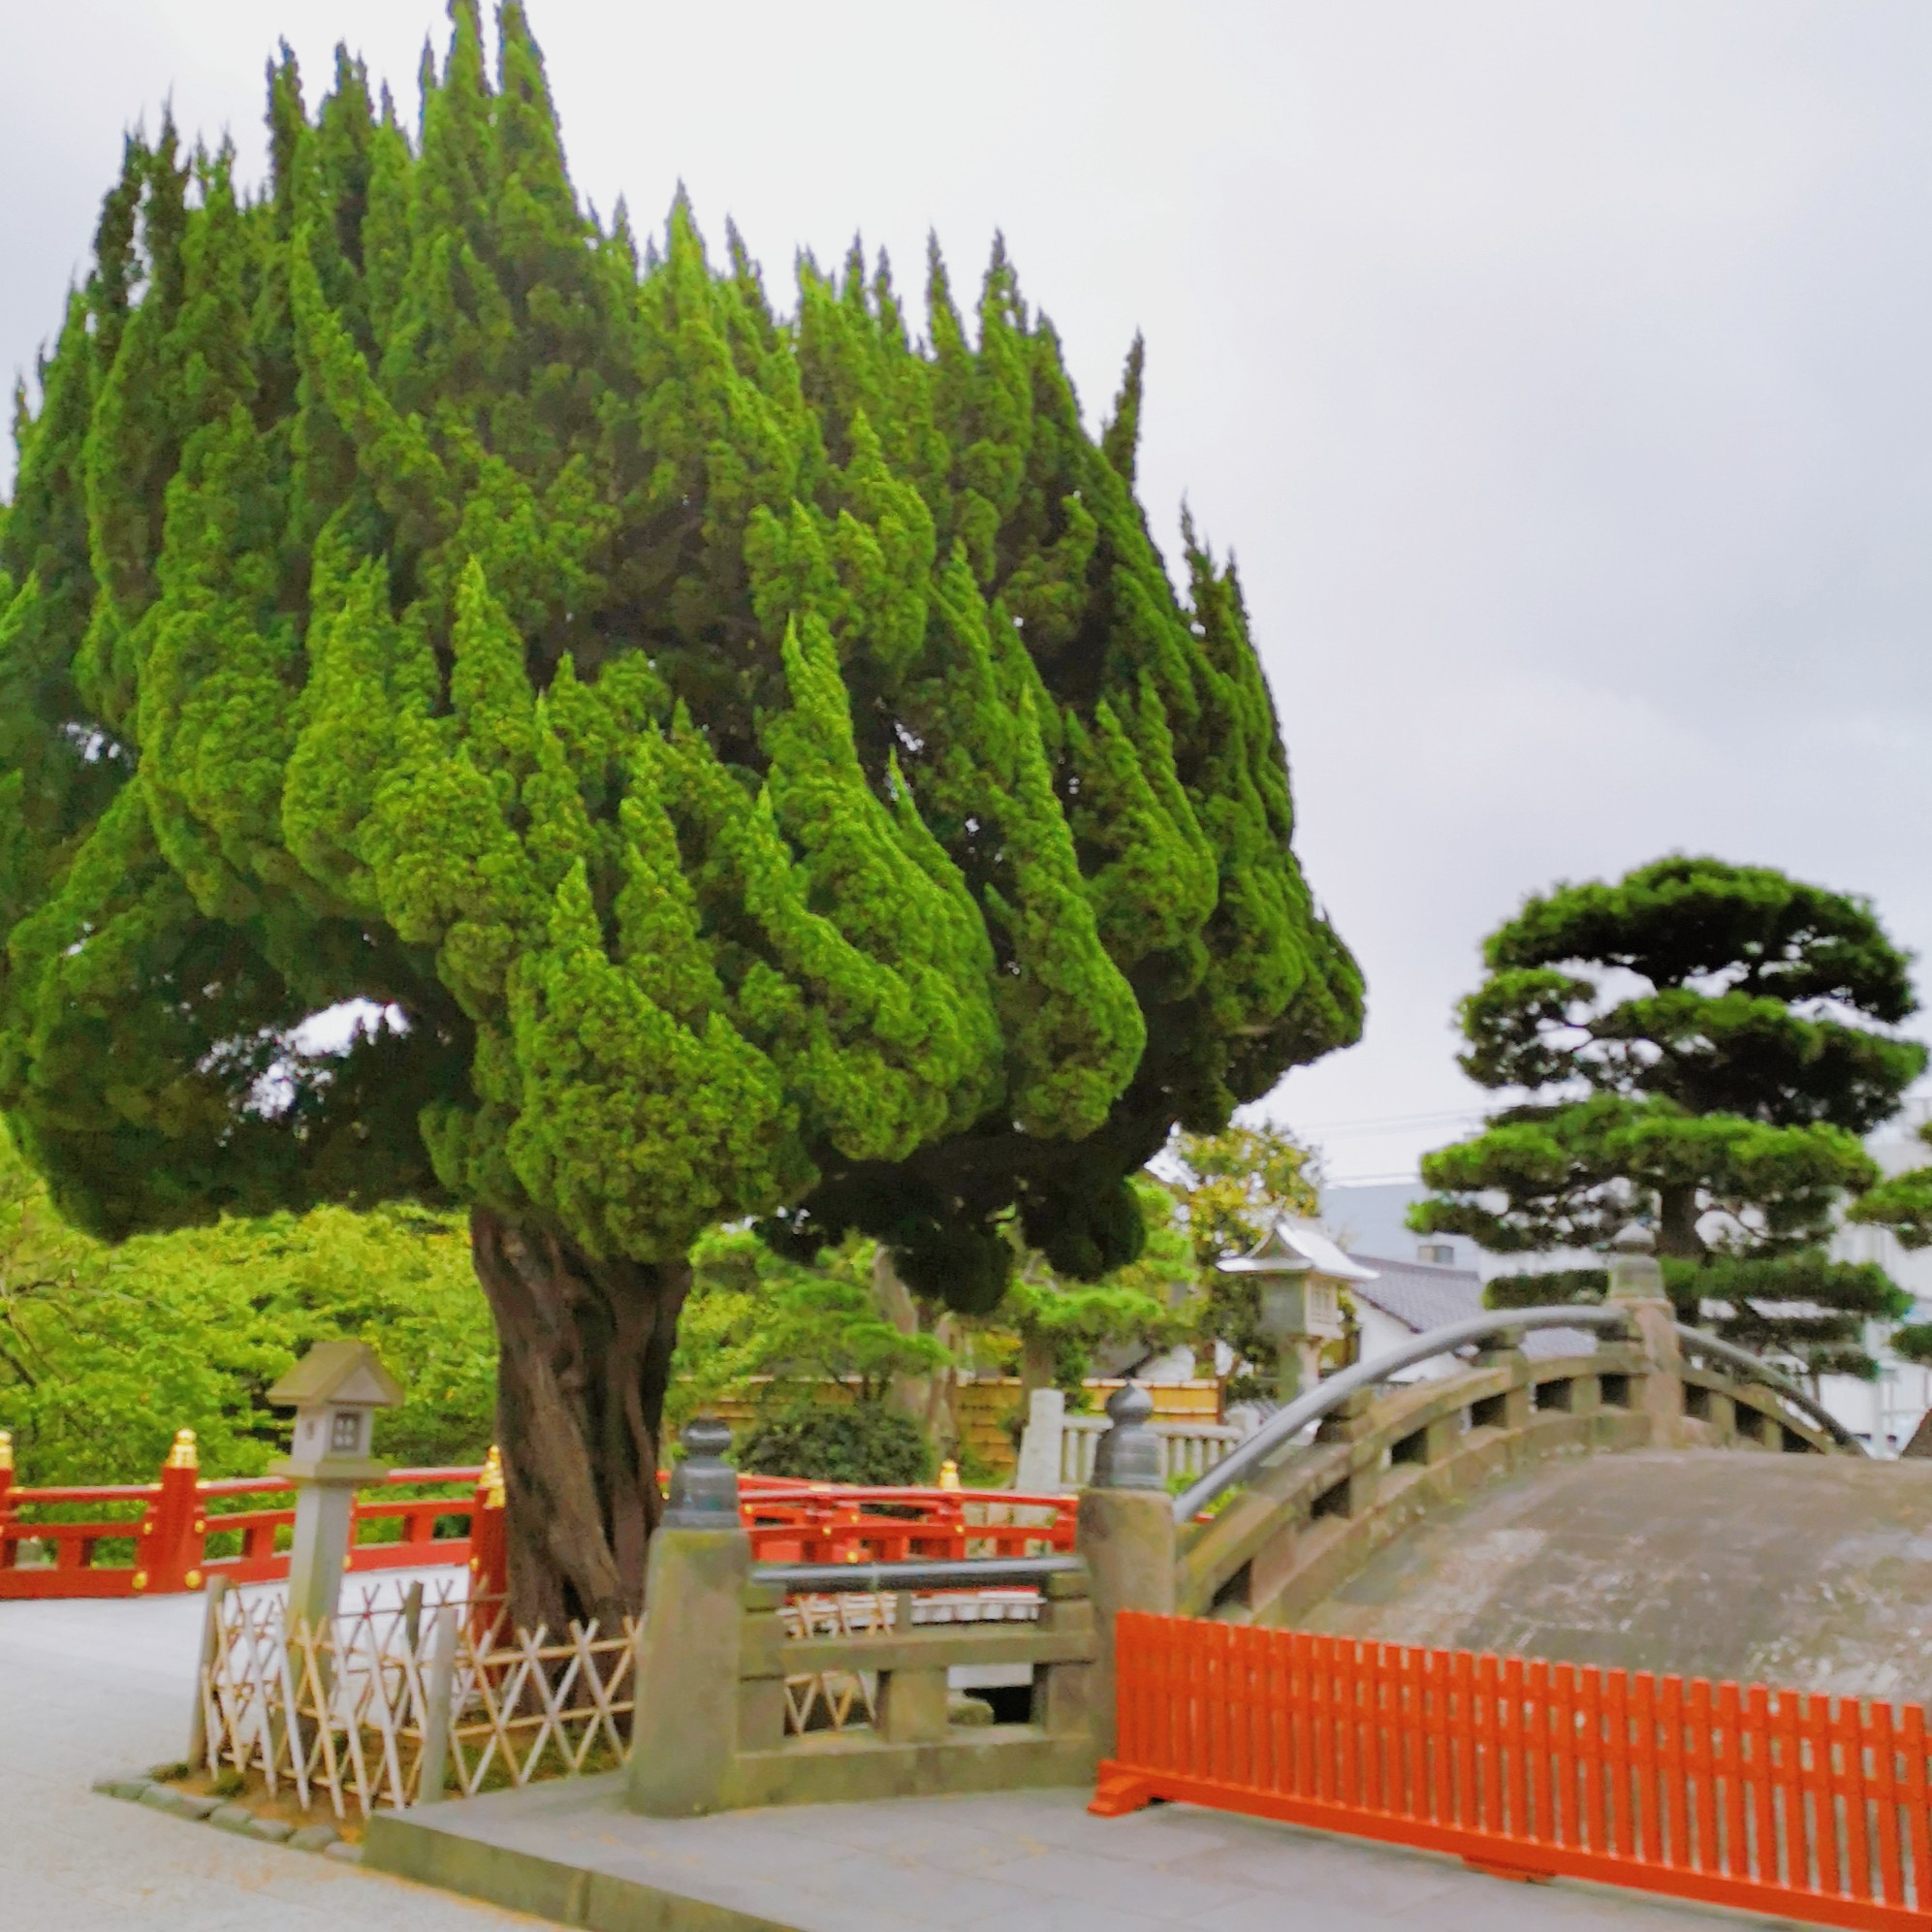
[1217,1219,1375,1405]
[268,1340,404,1627]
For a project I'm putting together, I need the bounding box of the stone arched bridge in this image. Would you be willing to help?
[1167,1292,1931,1704]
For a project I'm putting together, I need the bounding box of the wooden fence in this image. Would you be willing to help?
[1093,1614,1932,1932]
[200,1580,635,1819]
[0,1431,498,1599]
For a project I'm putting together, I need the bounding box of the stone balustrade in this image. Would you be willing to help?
[1015,1388,1251,1491]
[1175,1332,1842,1630]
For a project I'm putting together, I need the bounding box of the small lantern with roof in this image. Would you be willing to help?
[269,1339,404,1480]
[268,1340,405,1628]
[1217,1219,1377,1404]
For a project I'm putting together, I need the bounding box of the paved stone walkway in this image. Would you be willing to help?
[0,1580,532,1928]
[384,1772,1814,1932]
[1,1583,1807,1930]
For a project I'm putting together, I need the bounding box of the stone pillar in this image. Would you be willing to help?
[286,1471,362,1631]
[1474,1334,1534,1433]
[628,1418,753,1819]
[1606,1223,1685,1446]
[1015,1386,1067,1494]
[1078,1384,1176,1759]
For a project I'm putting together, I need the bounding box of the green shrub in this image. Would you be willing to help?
[736,1402,933,1486]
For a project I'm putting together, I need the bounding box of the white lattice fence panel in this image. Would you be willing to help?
[199,1583,634,1820]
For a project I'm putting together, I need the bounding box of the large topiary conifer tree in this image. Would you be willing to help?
[0,5,1360,1626]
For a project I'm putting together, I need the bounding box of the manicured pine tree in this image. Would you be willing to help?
[1415,856,1925,1378]
[0,4,1360,1629]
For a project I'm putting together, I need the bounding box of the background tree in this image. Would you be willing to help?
[1415,856,1924,1378]
[666,1226,946,1426]
[1165,1122,1323,1400]
[0,1120,495,1482]
[997,1172,1195,1398]
[0,8,1359,1626]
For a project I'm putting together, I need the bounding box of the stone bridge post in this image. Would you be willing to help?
[1077,1384,1175,1759]
[1606,1223,1687,1447]
[628,1418,751,1818]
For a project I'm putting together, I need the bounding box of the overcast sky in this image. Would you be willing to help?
[7,2,1932,1183]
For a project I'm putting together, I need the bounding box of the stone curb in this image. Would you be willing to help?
[95,1770,352,1864]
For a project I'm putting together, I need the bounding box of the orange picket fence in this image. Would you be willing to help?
[1092,1613,1932,1932]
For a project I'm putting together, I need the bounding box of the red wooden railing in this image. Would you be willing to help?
[739,1483,1075,1564]
[1093,1615,1932,1932]
[0,1430,502,1601]
[0,1431,1076,1600]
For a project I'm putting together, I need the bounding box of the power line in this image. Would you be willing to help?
[1294,1107,1487,1137]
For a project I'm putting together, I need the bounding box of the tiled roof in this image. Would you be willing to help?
[1346,1252,1598,1359]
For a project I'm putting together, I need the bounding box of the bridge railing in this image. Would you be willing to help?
[1155,1303,1863,1628]
[739,1484,1076,1564]
[0,1428,1082,1599]
[1170,1304,1860,1529]
[0,1434,494,1599]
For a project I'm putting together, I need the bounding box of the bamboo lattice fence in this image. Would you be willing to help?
[198,1581,636,1820]
[197,1577,1053,1816]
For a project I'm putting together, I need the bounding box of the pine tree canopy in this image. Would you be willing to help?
[1414,856,1926,1377]
[0,6,1359,1317]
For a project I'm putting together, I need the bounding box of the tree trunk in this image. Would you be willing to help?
[1020,1331,1058,1399]
[1656,1185,1704,1260]
[871,1247,962,1459]
[871,1247,935,1430]
[470,1206,689,1634]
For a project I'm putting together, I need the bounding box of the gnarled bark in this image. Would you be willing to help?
[470,1207,689,1633]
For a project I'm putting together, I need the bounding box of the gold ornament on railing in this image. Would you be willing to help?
[480,1443,506,1508]
[166,1428,199,1471]
[938,1459,961,1492]
[0,1430,13,1472]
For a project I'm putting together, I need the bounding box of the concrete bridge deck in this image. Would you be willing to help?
[1298,1449,1932,1703]
[1,1577,1815,1931]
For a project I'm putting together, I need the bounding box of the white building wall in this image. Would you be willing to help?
[1822,1104,1932,1455]
[1353,1302,1463,1382]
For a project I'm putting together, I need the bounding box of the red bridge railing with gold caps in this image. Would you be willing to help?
[0,1429,505,1601]
[0,1430,1077,1600]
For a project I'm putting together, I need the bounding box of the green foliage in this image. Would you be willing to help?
[996,1173,1194,1392]
[0,1120,491,1483]
[1164,1122,1321,1395]
[1485,1256,1910,1380]
[1893,1322,1932,1367]
[667,1224,947,1435]
[1420,857,1924,1376]
[1168,1123,1321,1266]
[0,11,1357,1317]
[1849,1122,1932,1259]
[736,1399,933,1487]
[1482,1269,1612,1310]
